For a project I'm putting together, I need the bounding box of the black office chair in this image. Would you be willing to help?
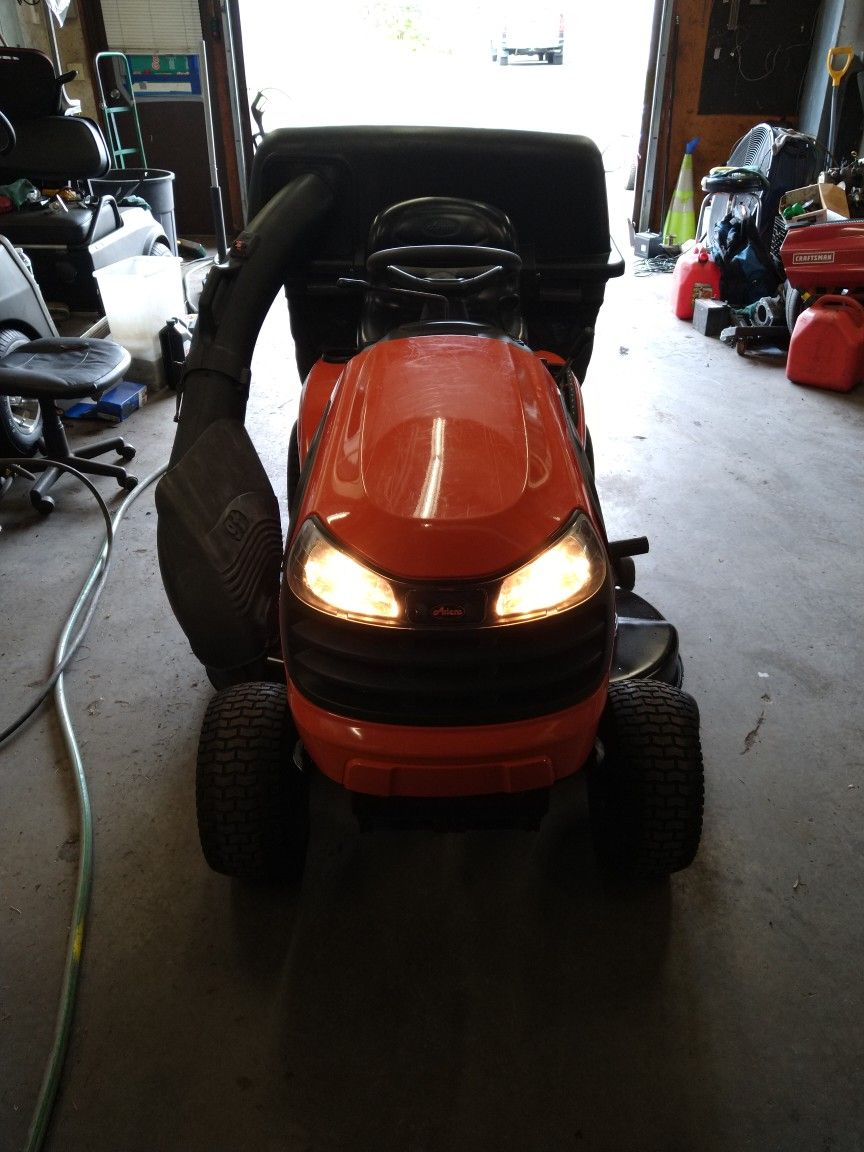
[0,233,137,513]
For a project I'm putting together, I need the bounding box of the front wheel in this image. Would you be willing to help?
[0,326,42,457]
[588,680,704,880]
[196,681,309,882]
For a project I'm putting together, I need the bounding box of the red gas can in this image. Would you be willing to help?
[671,244,723,320]
[786,294,864,392]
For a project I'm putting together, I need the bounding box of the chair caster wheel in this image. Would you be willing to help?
[118,444,136,462]
[120,474,139,492]
[32,493,55,515]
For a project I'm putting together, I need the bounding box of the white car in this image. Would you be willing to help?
[493,9,564,65]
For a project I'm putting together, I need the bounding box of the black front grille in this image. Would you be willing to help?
[282,581,613,726]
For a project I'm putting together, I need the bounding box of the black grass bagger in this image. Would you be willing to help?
[156,126,704,883]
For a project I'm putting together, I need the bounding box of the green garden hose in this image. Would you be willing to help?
[1,461,169,1152]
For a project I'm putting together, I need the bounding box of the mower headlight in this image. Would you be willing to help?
[494,515,606,622]
[288,519,400,623]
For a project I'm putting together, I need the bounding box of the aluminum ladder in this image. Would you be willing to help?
[94,51,147,170]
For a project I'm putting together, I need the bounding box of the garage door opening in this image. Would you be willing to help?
[236,0,655,241]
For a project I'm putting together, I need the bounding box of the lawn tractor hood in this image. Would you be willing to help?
[295,331,598,582]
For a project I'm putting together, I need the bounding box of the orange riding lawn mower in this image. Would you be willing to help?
[156,126,705,883]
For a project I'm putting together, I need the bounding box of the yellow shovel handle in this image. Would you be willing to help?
[827,45,854,87]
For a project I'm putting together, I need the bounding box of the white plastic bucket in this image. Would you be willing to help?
[93,255,185,385]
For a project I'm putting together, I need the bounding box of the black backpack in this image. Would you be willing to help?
[710,209,780,308]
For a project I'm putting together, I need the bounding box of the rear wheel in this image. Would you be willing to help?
[588,680,704,880]
[0,326,42,457]
[784,282,805,333]
[196,681,309,882]
[148,237,173,258]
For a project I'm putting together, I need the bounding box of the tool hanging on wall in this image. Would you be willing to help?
[827,45,855,163]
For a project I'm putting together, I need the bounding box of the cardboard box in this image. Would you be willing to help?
[779,182,849,225]
[63,400,98,420]
[64,382,147,422]
[95,381,147,423]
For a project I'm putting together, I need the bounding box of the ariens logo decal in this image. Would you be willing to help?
[432,604,466,618]
[792,251,836,264]
[408,591,483,624]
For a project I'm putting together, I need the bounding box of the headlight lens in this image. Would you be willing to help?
[288,519,400,623]
[288,514,605,627]
[494,515,606,622]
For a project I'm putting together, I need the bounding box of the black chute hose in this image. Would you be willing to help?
[169,172,335,467]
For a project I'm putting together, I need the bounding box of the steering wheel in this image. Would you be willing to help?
[366,244,522,296]
[0,109,16,156]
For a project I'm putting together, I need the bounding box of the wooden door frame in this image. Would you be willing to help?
[197,0,254,233]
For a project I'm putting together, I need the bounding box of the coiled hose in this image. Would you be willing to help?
[1,459,167,1152]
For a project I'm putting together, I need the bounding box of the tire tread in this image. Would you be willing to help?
[590,680,704,879]
[196,682,308,882]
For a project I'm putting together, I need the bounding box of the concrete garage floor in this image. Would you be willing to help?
[2,243,863,1152]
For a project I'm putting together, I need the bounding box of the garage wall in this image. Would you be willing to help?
[0,0,25,46]
[799,0,864,152]
[0,0,95,118]
[646,0,836,232]
[799,0,844,138]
